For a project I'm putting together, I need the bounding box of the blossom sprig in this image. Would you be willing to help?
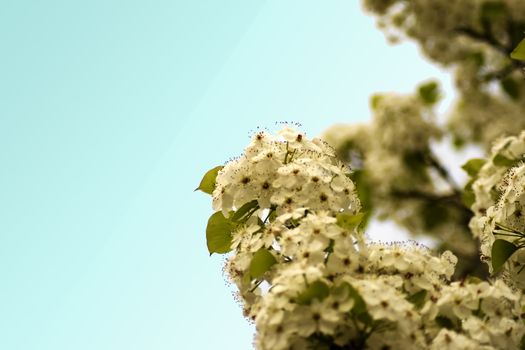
[362,0,525,148]
[212,127,360,218]
[466,132,525,288]
[198,127,525,349]
[322,87,480,276]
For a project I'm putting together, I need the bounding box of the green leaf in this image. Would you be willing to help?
[461,158,486,177]
[349,170,373,229]
[330,281,349,298]
[406,290,427,309]
[417,81,440,105]
[492,239,519,272]
[435,315,455,330]
[230,200,259,222]
[196,166,223,194]
[462,179,476,208]
[249,248,277,278]
[296,281,330,305]
[345,283,367,316]
[336,212,365,231]
[466,276,483,284]
[334,282,370,318]
[493,154,516,167]
[206,211,235,255]
[267,208,278,223]
[501,77,520,100]
[336,282,373,325]
[452,135,466,149]
[511,38,525,61]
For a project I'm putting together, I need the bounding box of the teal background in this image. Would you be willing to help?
[0,1,450,349]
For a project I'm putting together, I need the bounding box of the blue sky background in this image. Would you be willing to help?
[0,1,452,349]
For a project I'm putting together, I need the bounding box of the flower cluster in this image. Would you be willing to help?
[213,127,359,217]
[448,76,525,148]
[469,131,525,287]
[422,279,524,349]
[365,93,440,199]
[321,90,477,260]
[362,0,525,69]
[201,128,525,349]
[251,242,462,350]
[362,0,525,148]
[320,123,371,164]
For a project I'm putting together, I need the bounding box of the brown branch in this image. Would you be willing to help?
[424,152,461,194]
[455,27,509,54]
[391,189,461,206]
[481,60,524,82]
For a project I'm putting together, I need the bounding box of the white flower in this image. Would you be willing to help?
[431,329,480,350]
[469,134,525,285]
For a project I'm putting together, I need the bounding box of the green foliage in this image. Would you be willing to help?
[296,281,330,305]
[348,170,373,228]
[417,81,440,105]
[501,77,520,100]
[461,158,486,177]
[493,154,516,167]
[333,282,372,325]
[406,290,427,309]
[266,208,278,223]
[206,211,235,255]
[346,283,373,325]
[336,212,365,231]
[435,315,455,330]
[511,37,525,61]
[461,158,486,208]
[196,166,223,195]
[452,135,466,149]
[249,248,277,278]
[462,179,476,208]
[491,239,519,273]
[466,276,483,284]
[230,200,259,222]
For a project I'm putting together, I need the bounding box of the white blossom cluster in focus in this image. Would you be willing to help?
[470,131,525,287]
[200,128,525,349]
[212,127,360,217]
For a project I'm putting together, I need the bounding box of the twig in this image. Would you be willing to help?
[424,152,461,194]
[455,27,508,54]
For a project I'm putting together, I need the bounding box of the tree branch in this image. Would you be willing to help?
[455,27,509,54]
[481,60,524,82]
[424,152,461,194]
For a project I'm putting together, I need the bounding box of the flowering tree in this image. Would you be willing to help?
[197,1,525,349]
